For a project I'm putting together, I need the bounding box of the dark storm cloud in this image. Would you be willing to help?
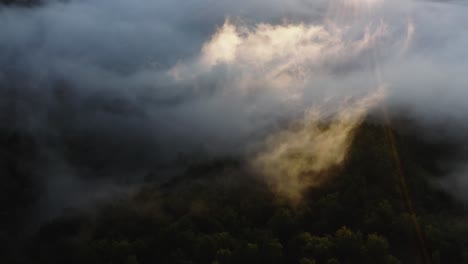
[1,0,468,213]
[0,0,330,215]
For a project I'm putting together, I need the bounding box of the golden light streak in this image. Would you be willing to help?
[400,18,415,56]
[383,111,432,264]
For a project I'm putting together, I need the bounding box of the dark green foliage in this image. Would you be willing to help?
[6,122,468,263]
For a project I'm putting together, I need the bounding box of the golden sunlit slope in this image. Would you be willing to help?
[253,89,386,203]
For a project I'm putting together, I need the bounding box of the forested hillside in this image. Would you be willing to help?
[3,121,466,264]
[2,1,468,263]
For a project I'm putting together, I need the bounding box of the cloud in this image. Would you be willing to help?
[253,88,385,202]
[1,0,468,210]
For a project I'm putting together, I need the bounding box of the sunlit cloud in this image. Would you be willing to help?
[170,18,390,100]
[167,15,396,202]
[252,87,386,203]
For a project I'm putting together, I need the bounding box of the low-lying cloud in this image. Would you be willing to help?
[1,0,468,211]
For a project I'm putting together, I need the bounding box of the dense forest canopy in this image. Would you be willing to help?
[2,117,467,263]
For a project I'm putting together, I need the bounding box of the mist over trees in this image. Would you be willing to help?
[1,0,468,263]
[2,120,467,264]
